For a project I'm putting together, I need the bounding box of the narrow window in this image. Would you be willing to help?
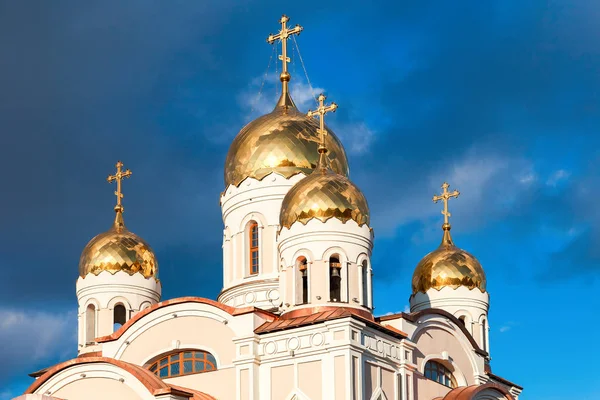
[458,316,466,327]
[329,255,341,302]
[85,304,96,344]
[482,319,488,351]
[113,304,127,331]
[424,360,456,388]
[362,259,369,306]
[295,257,308,305]
[249,221,259,275]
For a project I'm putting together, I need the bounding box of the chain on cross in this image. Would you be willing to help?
[307,94,338,151]
[433,182,460,227]
[107,161,132,212]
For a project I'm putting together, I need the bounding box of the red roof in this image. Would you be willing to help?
[255,307,407,338]
[25,356,216,400]
[438,383,515,399]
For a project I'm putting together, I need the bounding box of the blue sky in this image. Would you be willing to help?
[0,1,599,399]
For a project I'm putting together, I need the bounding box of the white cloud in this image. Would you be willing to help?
[0,308,76,376]
[370,147,534,236]
[499,325,511,333]
[403,304,411,313]
[546,169,570,186]
[238,73,324,118]
[334,121,376,155]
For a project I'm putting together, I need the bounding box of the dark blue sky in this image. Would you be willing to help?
[1,1,599,398]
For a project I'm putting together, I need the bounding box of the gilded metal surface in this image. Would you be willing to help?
[266,14,303,99]
[412,182,485,294]
[224,94,349,187]
[79,161,158,279]
[307,93,338,152]
[279,155,369,229]
[79,225,159,279]
[433,182,460,227]
[411,228,486,294]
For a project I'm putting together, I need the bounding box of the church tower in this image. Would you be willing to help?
[76,161,161,354]
[409,182,490,353]
[278,95,374,318]
[218,16,349,312]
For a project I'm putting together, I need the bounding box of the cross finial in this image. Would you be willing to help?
[107,161,132,230]
[266,15,303,100]
[307,93,338,153]
[433,182,460,230]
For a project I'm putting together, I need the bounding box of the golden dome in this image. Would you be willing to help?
[224,92,349,187]
[79,212,158,279]
[280,152,369,229]
[411,227,486,294]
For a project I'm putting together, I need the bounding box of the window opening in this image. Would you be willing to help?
[329,255,341,302]
[424,360,456,388]
[249,222,259,275]
[149,350,217,378]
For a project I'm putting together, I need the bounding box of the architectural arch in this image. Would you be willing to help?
[454,309,474,335]
[412,317,482,379]
[238,212,267,232]
[107,296,132,311]
[24,356,215,399]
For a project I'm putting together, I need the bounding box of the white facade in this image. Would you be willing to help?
[219,173,306,311]
[76,270,161,354]
[278,218,374,316]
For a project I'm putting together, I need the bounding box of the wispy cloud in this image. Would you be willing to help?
[546,169,570,186]
[237,73,324,118]
[0,308,76,382]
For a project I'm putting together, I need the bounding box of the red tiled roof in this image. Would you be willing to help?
[255,307,407,339]
[24,356,215,399]
[96,296,277,343]
[442,383,514,399]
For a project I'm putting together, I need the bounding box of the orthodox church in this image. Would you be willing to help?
[16,15,523,400]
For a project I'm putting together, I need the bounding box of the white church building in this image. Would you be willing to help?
[16,15,522,400]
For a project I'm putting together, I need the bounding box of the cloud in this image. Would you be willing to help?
[0,307,76,390]
[238,72,325,118]
[546,169,570,186]
[499,326,511,333]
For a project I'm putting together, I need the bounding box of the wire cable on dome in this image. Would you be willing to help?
[249,45,276,117]
[292,35,318,105]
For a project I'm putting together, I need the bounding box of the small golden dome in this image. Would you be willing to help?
[79,212,158,279]
[411,227,486,294]
[224,92,349,187]
[279,153,369,229]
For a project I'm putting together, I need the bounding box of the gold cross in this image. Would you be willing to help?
[107,161,132,211]
[266,15,303,88]
[307,93,338,150]
[433,182,460,226]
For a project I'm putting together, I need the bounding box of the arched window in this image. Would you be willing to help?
[424,360,456,388]
[329,255,341,302]
[248,221,259,275]
[362,259,369,306]
[113,304,127,331]
[458,316,466,327]
[85,304,96,344]
[149,350,217,378]
[295,257,308,305]
[482,318,488,352]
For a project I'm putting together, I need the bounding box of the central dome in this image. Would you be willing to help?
[79,214,158,279]
[224,93,349,187]
[280,153,369,229]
